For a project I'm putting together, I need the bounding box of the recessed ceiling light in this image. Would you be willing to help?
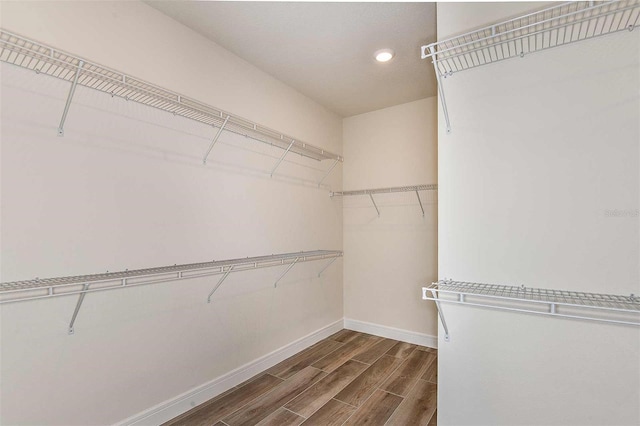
[375,49,394,63]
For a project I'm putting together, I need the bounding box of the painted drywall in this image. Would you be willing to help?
[437,2,639,425]
[0,1,343,425]
[342,97,438,342]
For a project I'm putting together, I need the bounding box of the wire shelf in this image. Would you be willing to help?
[0,250,343,304]
[421,0,640,133]
[330,184,438,197]
[422,1,639,73]
[0,29,343,163]
[331,184,437,217]
[422,279,640,341]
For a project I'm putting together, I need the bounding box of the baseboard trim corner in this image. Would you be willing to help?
[118,319,344,426]
[343,318,437,348]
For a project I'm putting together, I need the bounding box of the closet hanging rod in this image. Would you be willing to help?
[0,29,343,164]
[423,279,640,341]
[0,250,343,305]
[421,0,640,133]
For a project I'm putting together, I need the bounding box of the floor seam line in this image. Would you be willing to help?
[282,406,307,419]
[332,397,357,408]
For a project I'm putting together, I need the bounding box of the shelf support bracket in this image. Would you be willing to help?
[270,140,295,177]
[207,265,234,303]
[317,159,340,187]
[429,46,451,135]
[369,194,380,217]
[423,287,450,342]
[416,190,425,217]
[317,256,338,277]
[58,60,84,137]
[274,257,299,288]
[68,283,89,335]
[203,115,230,164]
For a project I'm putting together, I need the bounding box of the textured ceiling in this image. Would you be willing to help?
[146,1,437,117]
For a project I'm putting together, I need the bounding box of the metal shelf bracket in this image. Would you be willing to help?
[68,283,89,335]
[57,60,84,137]
[318,158,340,187]
[273,257,300,288]
[416,190,425,217]
[422,286,450,342]
[369,194,380,217]
[428,46,452,135]
[207,265,235,303]
[270,140,295,177]
[203,115,230,164]
[317,256,338,277]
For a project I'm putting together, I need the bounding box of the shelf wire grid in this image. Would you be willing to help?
[422,1,640,76]
[330,184,438,197]
[432,280,639,311]
[423,280,640,328]
[0,250,343,303]
[0,29,342,163]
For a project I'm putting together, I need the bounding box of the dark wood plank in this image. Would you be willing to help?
[380,349,436,397]
[386,341,417,359]
[421,357,437,383]
[267,339,343,380]
[352,338,398,364]
[329,329,360,343]
[428,409,438,425]
[223,366,326,426]
[301,398,356,426]
[386,380,437,425]
[163,374,283,426]
[286,359,368,417]
[256,408,305,426]
[334,355,402,407]
[312,334,380,373]
[343,389,403,426]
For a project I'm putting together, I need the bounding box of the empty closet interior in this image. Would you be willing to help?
[1,1,639,425]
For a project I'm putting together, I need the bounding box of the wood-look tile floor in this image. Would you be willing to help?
[165,330,437,426]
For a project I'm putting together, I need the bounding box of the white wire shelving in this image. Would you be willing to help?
[421,0,640,134]
[423,279,640,342]
[330,184,437,217]
[0,29,343,182]
[0,250,342,334]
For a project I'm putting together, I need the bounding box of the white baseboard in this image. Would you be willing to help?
[118,319,344,426]
[343,318,437,348]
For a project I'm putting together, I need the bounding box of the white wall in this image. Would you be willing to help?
[342,97,438,343]
[437,2,639,426]
[0,1,343,425]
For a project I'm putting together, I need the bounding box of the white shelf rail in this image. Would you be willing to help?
[0,250,343,334]
[422,279,640,342]
[331,184,437,217]
[0,29,343,182]
[421,0,640,133]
